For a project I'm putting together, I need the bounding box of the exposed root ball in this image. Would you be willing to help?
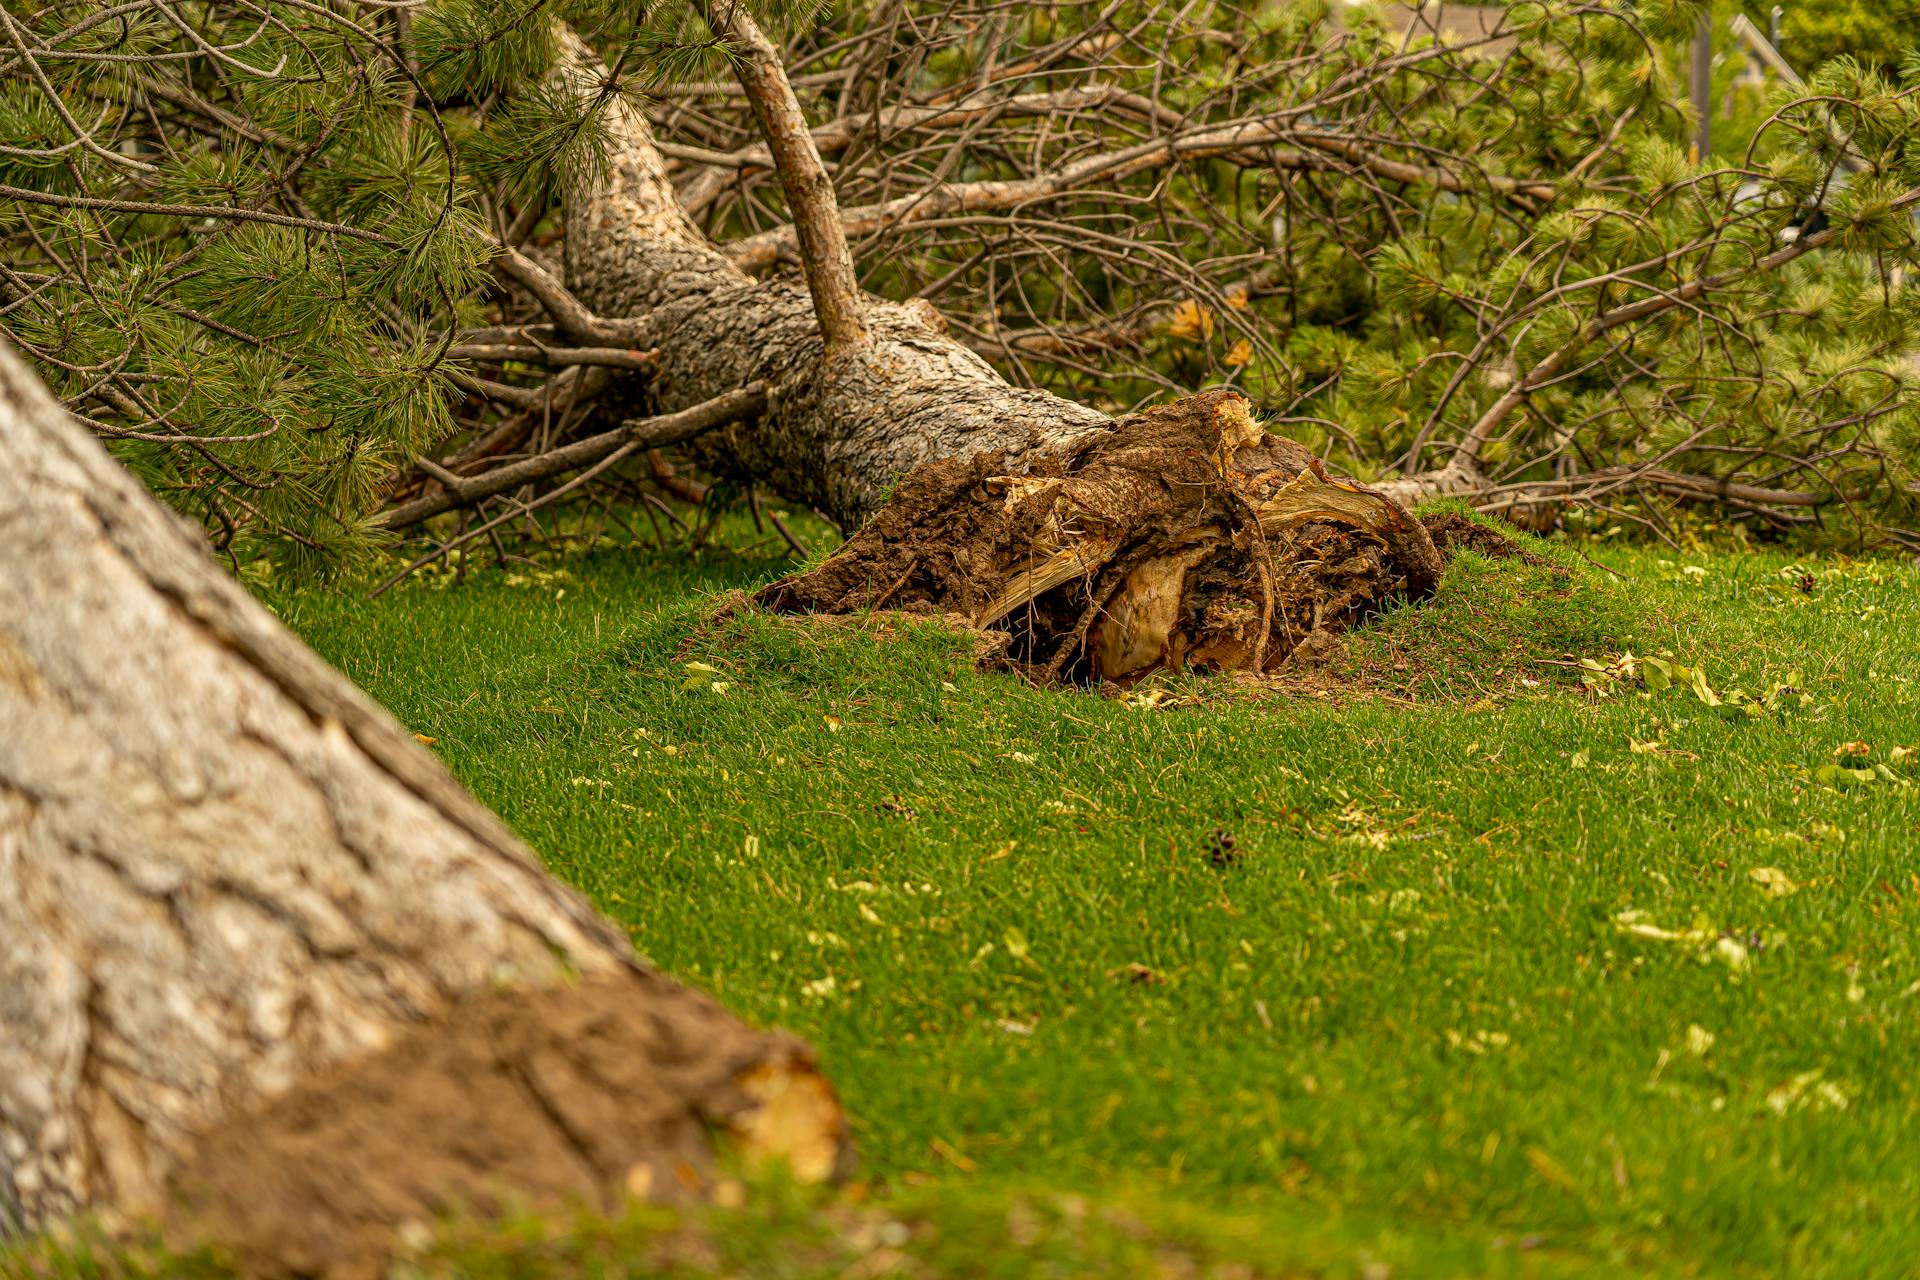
[758,390,1443,683]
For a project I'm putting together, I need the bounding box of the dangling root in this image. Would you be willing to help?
[756,390,1443,684]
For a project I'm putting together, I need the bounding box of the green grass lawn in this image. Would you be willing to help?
[21,519,1920,1278]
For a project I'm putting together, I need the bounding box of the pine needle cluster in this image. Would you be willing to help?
[0,0,764,573]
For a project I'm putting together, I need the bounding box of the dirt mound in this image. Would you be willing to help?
[1420,510,1547,564]
[757,391,1442,684]
[163,971,847,1279]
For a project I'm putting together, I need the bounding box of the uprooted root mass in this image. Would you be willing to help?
[758,391,1445,683]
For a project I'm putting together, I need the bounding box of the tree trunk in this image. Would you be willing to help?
[0,343,844,1275]
[560,31,1112,532]
[558,32,1441,683]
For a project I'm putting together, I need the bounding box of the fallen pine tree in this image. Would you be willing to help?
[7,2,1917,585]
[3,2,1916,1265]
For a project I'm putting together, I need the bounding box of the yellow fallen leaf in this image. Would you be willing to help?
[413,733,437,745]
[1766,1068,1849,1115]
[929,1137,977,1171]
[1748,866,1799,898]
[732,1060,847,1183]
[1003,926,1031,962]
[1167,298,1215,342]
[1524,1145,1580,1193]
[1612,909,1712,946]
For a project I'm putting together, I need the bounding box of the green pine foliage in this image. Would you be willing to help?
[1209,2,1920,531]
[0,0,742,574]
[1745,0,1920,73]
[820,1,1920,545]
[2,0,1918,569]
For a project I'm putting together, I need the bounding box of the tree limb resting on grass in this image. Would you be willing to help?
[383,383,769,531]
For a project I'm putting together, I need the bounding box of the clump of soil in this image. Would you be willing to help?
[1419,510,1551,566]
[757,391,1443,685]
[164,971,847,1279]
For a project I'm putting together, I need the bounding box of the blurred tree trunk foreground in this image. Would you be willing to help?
[0,341,846,1272]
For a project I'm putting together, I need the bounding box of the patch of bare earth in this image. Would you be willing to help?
[1418,510,1551,565]
[1260,512,1588,702]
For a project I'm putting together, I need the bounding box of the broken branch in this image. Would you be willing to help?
[700,0,865,351]
[383,383,768,530]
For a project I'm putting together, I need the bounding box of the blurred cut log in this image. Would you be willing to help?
[0,341,845,1275]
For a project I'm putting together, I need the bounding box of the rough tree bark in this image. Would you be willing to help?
[557,26,1442,683]
[0,342,844,1275]
[560,25,1112,531]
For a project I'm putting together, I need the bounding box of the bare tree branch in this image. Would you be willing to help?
[446,343,658,370]
[674,85,1184,216]
[720,116,1557,273]
[0,182,395,242]
[699,1,865,352]
[491,246,650,345]
[1389,183,1920,501]
[384,383,769,530]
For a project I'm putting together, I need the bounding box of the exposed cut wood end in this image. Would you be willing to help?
[730,1059,853,1184]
